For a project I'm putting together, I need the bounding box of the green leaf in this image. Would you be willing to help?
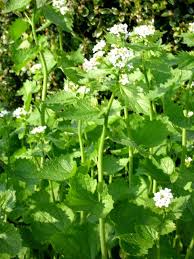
[44,49,56,72]
[3,0,31,12]
[120,225,158,256]
[36,0,47,8]
[42,5,72,32]
[120,85,150,115]
[59,99,100,121]
[130,119,169,148]
[0,187,16,215]
[181,32,194,47]
[40,156,77,181]
[0,222,22,258]
[65,174,99,212]
[103,155,128,175]
[138,158,170,184]
[164,98,192,128]
[12,46,39,73]
[9,18,29,41]
[108,179,134,202]
[160,157,175,175]
[110,201,160,235]
[45,91,76,111]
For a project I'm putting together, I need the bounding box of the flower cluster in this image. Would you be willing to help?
[52,0,69,15]
[0,110,9,118]
[185,156,192,167]
[30,126,47,135]
[153,188,173,208]
[13,107,27,118]
[107,46,134,69]
[133,25,155,38]
[108,23,129,38]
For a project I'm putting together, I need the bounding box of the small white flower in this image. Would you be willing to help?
[93,40,106,53]
[108,23,129,38]
[30,126,47,135]
[119,74,129,85]
[52,0,69,15]
[188,22,194,33]
[185,156,192,165]
[83,57,98,71]
[93,50,105,59]
[0,110,9,118]
[77,86,90,95]
[30,63,41,74]
[153,188,173,208]
[133,25,155,38]
[13,107,27,118]
[183,110,194,118]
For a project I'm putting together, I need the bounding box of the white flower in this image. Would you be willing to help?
[30,126,47,135]
[133,25,155,38]
[188,22,194,33]
[108,23,129,37]
[93,50,105,59]
[185,157,192,166]
[107,47,134,68]
[77,86,90,95]
[183,110,194,118]
[119,74,129,85]
[30,63,41,74]
[153,188,173,208]
[93,40,106,53]
[0,110,9,118]
[13,107,27,118]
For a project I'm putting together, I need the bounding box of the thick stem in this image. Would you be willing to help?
[31,12,48,125]
[124,108,133,187]
[97,94,114,259]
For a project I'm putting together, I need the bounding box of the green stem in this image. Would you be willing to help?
[181,128,187,167]
[185,236,194,259]
[78,120,85,164]
[124,107,133,187]
[78,120,86,224]
[31,11,48,125]
[58,28,63,51]
[97,93,114,259]
[156,237,160,259]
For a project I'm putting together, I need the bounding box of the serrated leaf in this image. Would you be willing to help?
[103,155,128,175]
[0,222,22,257]
[130,119,169,147]
[181,32,194,47]
[40,156,77,181]
[108,179,133,202]
[9,18,29,41]
[36,0,47,8]
[3,0,31,12]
